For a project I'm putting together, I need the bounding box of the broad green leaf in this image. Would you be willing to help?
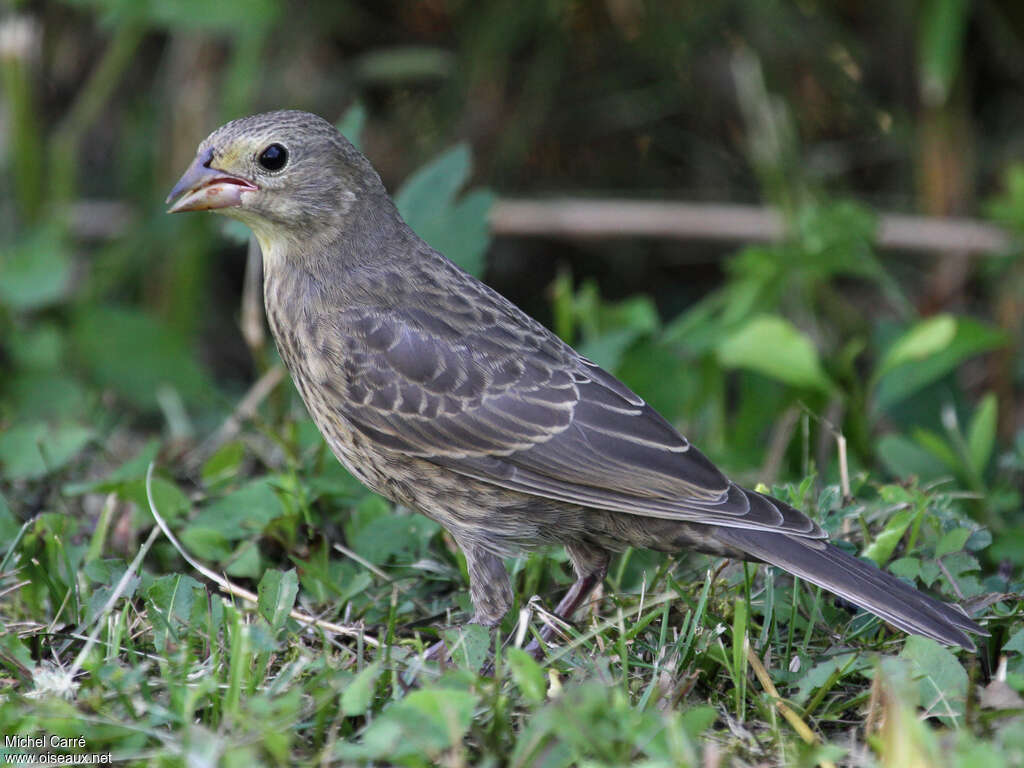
[8,373,88,421]
[63,439,161,495]
[72,304,216,410]
[877,314,957,378]
[201,441,246,489]
[935,528,971,558]
[336,102,367,150]
[341,662,381,716]
[0,422,93,481]
[862,508,915,565]
[910,428,960,472]
[395,145,494,277]
[505,648,546,704]
[442,623,491,671]
[875,317,1007,410]
[899,635,968,724]
[185,478,284,541]
[889,557,921,581]
[257,569,298,633]
[0,226,71,311]
[348,510,439,565]
[716,315,832,391]
[145,574,204,653]
[1004,627,1024,655]
[396,145,471,229]
[793,653,858,706]
[9,323,64,370]
[877,434,950,481]
[966,392,998,477]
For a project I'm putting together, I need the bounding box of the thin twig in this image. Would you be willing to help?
[185,364,285,469]
[145,463,380,646]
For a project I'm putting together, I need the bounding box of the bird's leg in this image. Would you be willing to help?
[424,540,512,663]
[526,542,610,658]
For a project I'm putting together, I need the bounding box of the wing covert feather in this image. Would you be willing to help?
[329,304,824,538]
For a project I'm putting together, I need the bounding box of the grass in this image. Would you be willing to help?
[0,392,1021,768]
[0,367,1021,768]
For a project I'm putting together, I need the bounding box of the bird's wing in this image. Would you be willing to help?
[331,304,822,538]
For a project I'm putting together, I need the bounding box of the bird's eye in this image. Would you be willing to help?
[257,143,288,172]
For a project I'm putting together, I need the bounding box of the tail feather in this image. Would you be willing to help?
[713,524,984,651]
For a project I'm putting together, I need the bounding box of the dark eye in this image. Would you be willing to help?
[257,143,288,172]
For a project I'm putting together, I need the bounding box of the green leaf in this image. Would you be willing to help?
[875,317,1007,410]
[201,441,246,489]
[64,439,161,495]
[917,0,969,107]
[935,528,971,558]
[0,422,93,481]
[899,635,968,724]
[442,623,491,672]
[0,493,18,545]
[1004,627,1024,655]
[257,569,298,633]
[985,163,1024,234]
[387,687,478,753]
[341,662,381,716]
[910,428,960,472]
[966,392,998,477]
[877,314,957,378]
[0,226,72,311]
[348,510,439,565]
[862,508,915,565]
[8,373,88,421]
[889,557,921,581]
[145,574,204,653]
[336,102,367,150]
[62,0,282,32]
[72,304,216,410]
[395,145,494,277]
[505,648,546,704]
[716,315,832,391]
[185,478,284,542]
[877,434,950,481]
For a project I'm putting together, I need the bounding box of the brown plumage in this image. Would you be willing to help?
[167,110,984,652]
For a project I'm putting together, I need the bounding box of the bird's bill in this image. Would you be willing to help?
[166,150,258,213]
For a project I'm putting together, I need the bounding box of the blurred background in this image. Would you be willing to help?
[2,0,1024,566]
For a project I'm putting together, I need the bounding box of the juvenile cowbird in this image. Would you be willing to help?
[168,110,983,652]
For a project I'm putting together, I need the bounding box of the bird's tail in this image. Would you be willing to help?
[713,523,984,651]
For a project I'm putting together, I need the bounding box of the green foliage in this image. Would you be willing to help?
[395,144,496,278]
[716,314,832,392]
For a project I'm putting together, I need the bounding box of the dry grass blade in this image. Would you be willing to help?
[746,643,837,768]
[144,462,380,646]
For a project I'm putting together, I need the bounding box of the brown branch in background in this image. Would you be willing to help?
[71,198,1011,253]
[489,199,1011,253]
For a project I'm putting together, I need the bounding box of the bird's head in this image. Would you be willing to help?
[166,110,384,254]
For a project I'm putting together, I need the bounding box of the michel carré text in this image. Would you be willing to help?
[5,734,87,749]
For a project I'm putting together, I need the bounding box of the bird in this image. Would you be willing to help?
[166,109,984,653]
